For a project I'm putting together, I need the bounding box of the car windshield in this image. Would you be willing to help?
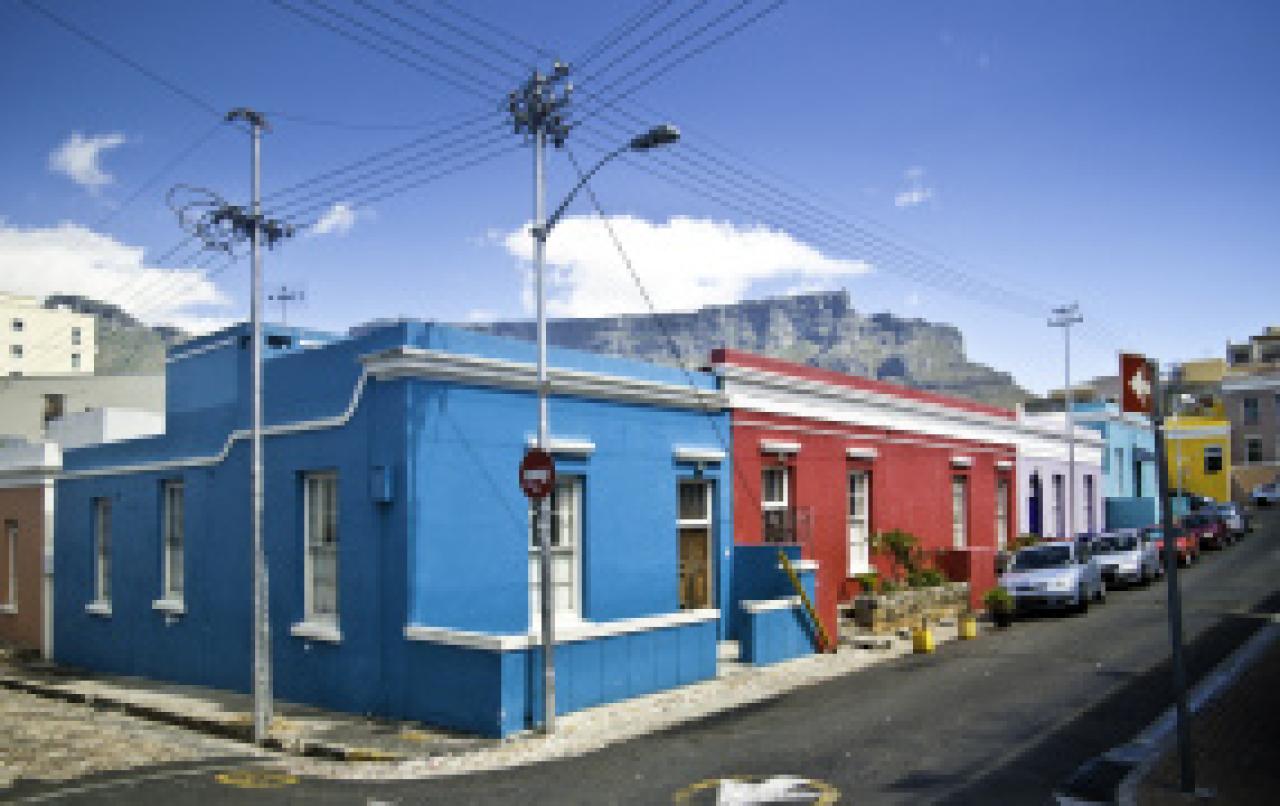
[1012,544,1073,570]
[1215,504,1235,515]
[1095,534,1137,552]
[1182,515,1206,527]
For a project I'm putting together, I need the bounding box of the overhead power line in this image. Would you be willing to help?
[573,0,679,72]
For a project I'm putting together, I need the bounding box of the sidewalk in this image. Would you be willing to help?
[1134,626,1280,805]
[0,622,961,781]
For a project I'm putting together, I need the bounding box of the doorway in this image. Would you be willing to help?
[847,471,871,575]
[677,480,714,610]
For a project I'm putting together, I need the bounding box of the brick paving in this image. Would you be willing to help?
[0,685,250,789]
[1137,629,1280,806]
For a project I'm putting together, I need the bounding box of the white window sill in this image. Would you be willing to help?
[0,603,17,615]
[151,598,186,616]
[85,601,112,617]
[291,620,342,643]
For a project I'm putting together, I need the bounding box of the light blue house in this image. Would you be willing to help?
[1074,402,1159,529]
[53,321,765,736]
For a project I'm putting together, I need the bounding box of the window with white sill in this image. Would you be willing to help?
[529,476,582,627]
[93,498,112,605]
[161,480,185,602]
[304,471,339,624]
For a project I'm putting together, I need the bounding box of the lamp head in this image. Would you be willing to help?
[629,123,680,151]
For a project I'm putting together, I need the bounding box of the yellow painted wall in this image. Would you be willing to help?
[1166,415,1232,502]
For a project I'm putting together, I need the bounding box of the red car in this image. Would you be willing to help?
[1143,525,1199,567]
[1181,512,1229,550]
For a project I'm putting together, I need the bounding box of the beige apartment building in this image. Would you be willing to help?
[0,293,96,376]
[1224,327,1280,495]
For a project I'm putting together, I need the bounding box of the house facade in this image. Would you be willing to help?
[1016,412,1106,538]
[1222,327,1280,497]
[1165,413,1232,503]
[711,349,1021,635]
[0,292,96,377]
[54,322,739,736]
[1073,402,1158,529]
[0,441,57,656]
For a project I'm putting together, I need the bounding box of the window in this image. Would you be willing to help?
[848,471,871,573]
[2,521,16,611]
[70,353,81,370]
[1084,475,1096,533]
[161,481,185,601]
[71,327,82,346]
[10,345,22,359]
[93,498,112,605]
[1243,397,1259,425]
[304,472,339,623]
[529,477,582,624]
[1114,449,1125,491]
[11,318,23,332]
[995,478,1009,551]
[761,466,792,543]
[951,475,968,548]
[1246,437,1263,465]
[1203,446,1223,475]
[42,393,65,427]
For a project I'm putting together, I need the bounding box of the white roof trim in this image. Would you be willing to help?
[166,334,238,364]
[365,346,727,412]
[995,459,1015,470]
[673,446,726,463]
[404,609,720,652]
[524,435,596,456]
[741,596,802,614]
[760,440,801,455]
[951,455,975,468]
[846,445,879,459]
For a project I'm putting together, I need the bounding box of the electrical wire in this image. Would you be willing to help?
[573,0,678,72]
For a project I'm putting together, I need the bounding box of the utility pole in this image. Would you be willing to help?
[509,63,572,734]
[1050,303,1084,537]
[225,107,290,746]
[1151,361,1196,793]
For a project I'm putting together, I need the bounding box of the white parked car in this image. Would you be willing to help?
[1092,531,1161,587]
[1252,482,1280,506]
[1213,502,1250,537]
[1000,540,1106,614]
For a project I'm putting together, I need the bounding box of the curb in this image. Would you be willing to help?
[0,672,407,763]
[1053,620,1280,805]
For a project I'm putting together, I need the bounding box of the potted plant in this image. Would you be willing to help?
[983,586,1015,628]
[958,609,979,640]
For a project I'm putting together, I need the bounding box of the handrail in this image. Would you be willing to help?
[777,550,832,653]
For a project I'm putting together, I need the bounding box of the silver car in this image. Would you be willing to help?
[1092,531,1161,587]
[999,540,1106,614]
[1213,502,1249,537]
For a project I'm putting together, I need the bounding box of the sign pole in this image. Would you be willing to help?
[1150,360,1196,793]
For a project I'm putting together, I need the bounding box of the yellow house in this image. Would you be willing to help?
[1165,413,1232,502]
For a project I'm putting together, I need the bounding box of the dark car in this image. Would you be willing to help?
[1181,511,1229,550]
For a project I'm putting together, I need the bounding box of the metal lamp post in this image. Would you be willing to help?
[1050,303,1084,537]
[510,65,679,734]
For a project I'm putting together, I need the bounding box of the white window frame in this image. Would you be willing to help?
[1052,474,1066,537]
[761,465,791,543]
[10,344,22,359]
[70,353,81,370]
[995,478,1009,551]
[303,471,339,625]
[677,479,715,609]
[951,475,969,548]
[11,318,23,332]
[2,520,16,611]
[93,498,111,606]
[529,476,583,627]
[161,480,185,602]
[71,327,81,346]
[1203,445,1223,474]
[1084,474,1096,533]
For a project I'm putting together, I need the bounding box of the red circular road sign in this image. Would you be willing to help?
[519,449,556,499]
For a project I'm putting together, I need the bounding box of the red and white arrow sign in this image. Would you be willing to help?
[1120,353,1153,415]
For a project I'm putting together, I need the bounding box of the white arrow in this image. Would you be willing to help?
[1129,366,1151,404]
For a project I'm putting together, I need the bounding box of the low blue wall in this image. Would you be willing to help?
[1106,497,1159,529]
[730,544,802,641]
[739,602,816,665]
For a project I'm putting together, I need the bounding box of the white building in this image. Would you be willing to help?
[0,293,96,377]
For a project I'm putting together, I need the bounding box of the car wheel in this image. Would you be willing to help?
[1095,582,1107,604]
[1076,586,1090,614]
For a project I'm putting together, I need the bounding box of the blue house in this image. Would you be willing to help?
[1074,402,1159,529]
[54,321,746,736]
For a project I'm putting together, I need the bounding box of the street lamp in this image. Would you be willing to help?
[513,73,679,732]
[1050,303,1083,537]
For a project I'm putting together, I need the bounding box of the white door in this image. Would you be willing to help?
[847,471,870,574]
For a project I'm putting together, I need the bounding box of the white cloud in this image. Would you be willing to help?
[48,132,127,190]
[309,202,367,237]
[465,308,498,323]
[0,221,232,330]
[501,215,869,318]
[894,166,935,208]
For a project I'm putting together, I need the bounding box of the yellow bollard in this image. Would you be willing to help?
[959,614,978,640]
[911,620,936,654]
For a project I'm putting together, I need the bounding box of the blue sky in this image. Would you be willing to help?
[1,0,1277,393]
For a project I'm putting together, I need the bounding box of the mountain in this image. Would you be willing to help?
[466,291,1029,410]
[43,295,186,375]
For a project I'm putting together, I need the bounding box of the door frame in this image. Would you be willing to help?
[847,469,871,575]
[677,479,715,609]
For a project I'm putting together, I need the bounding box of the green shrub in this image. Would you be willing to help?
[854,572,880,594]
[908,567,948,588]
[983,586,1013,612]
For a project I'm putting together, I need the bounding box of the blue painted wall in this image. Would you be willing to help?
[55,321,733,736]
[1076,402,1159,528]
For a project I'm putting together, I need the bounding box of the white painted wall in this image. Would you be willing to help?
[0,294,95,376]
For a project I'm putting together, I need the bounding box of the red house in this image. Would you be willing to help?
[711,350,1021,637]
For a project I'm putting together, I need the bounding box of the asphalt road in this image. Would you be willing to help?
[9,510,1280,805]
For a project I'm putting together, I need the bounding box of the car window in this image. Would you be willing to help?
[1012,544,1072,570]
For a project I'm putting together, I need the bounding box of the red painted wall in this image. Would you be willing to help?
[730,411,1016,637]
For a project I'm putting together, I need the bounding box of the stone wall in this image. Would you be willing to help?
[848,582,970,635]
